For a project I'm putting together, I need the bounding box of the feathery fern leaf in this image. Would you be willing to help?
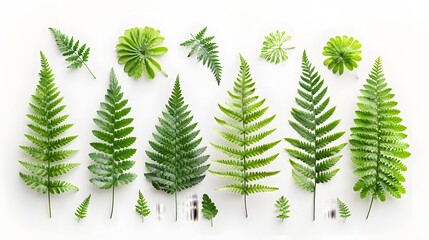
[135,190,150,222]
[49,28,96,79]
[350,57,410,219]
[117,27,168,80]
[19,52,79,218]
[260,30,294,64]
[180,27,222,85]
[202,194,218,227]
[275,196,291,221]
[210,55,280,217]
[88,68,137,219]
[285,50,347,221]
[145,76,210,221]
[337,197,351,221]
[75,194,91,222]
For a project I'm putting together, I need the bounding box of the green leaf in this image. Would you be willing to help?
[260,30,294,64]
[88,68,137,219]
[49,28,96,78]
[275,196,291,221]
[202,194,218,227]
[285,50,346,220]
[322,36,362,75]
[350,58,410,219]
[117,27,168,79]
[145,76,210,221]
[181,27,222,85]
[337,197,351,221]
[135,190,150,222]
[211,55,280,217]
[19,52,79,218]
[75,194,91,221]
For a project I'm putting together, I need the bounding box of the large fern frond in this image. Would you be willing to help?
[260,30,294,64]
[180,27,222,85]
[75,194,91,222]
[49,28,96,79]
[210,55,280,217]
[19,52,79,218]
[145,76,210,221]
[202,194,218,227]
[88,68,137,219]
[285,50,347,221]
[135,190,150,222]
[350,57,410,219]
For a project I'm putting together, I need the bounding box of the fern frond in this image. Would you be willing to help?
[285,50,346,221]
[275,196,291,221]
[88,68,137,219]
[145,75,210,221]
[135,190,150,222]
[260,30,294,64]
[202,194,218,227]
[181,27,222,85]
[75,194,91,222]
[211,55,280,217]
[336,197,351,221]
[49,28,95,79]
[19,52,79,218]
[350,57,410,219]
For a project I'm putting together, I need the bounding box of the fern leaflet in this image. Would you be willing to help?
[337,197,351,221]
[135,190,150,222]
[88,68,137,219]
[145,76,210,221]
[202,194,218,227]
[275,196,291,221]
[285,50,347,221]
[210,55,280,218]
[75,194,91,222]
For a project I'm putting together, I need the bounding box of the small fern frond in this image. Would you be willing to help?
[145,75,210,221]
[211,55,280,218]
[19,52,79,218]
[275,196,291,221]
[337,197,351,221]
[260,30,294,64]
[88,68,137,219]
[49,28,95,79]
[285,50,346,221]
[75,194,91,222]
[350,57,410,219]
[181,27,222,85]
[202,194,218,227]
[135,190,150,222]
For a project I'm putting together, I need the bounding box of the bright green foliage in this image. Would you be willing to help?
[350,58,410,219]
[337,197,351,221]
[260,30,294,64]
[202,194,218,227]
[322,36,362,75]
[88,68,137,219]
[285,51,347,221]
[19,52,79,218]
[116,27,168,80]
[75,194,91,222]
[145,76,210,221]
[180,27,222,85]
[49,28,96,79]
[210,55,280,218]
[135,190,150,222]
[275,196,291,221]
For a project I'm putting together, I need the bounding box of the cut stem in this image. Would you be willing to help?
[210,218,213,227]
[366,197,374,219]
[174,191,178,221]
[312,186,316,221]
[48,192,52,218]
[352,70,359,79]
[244,194,248,218]
[83,62,96,79]
[110,186,115,219]
[161,69,168,77]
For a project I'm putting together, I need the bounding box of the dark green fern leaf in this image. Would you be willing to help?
[285,50,347,221]
[202,194,218,227]
[75,194,91,222]
[145,75,210,221]
[350,57,410,219]
[88,68,137,219]
[337,197,351,221]
[180,27,222,85]
[210,55,280,218]
[135,190,150,222]
[49,28,96,79]
[275,196,291,221]
[19,52,79,218]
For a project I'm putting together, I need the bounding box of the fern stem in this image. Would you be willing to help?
[211,218,213,227]
[283,46,295,50]
[366,197,374,219]
[83,62,96,79]
[312,186,316,221]
[174,191,178,221]
[161,69,168,77]
[48,192,52,218]
[110,186,115,219]
[352,70,359,79]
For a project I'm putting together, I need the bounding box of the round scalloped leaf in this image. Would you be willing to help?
[322,36,362,75]
[116,27,168,79]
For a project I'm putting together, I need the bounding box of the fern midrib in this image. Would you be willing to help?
[110,85,118,219]
[239,74,249,217]
[172,93,180,221]
[374,69,382,201]
[42,77,54,217]
[192,37,217,70]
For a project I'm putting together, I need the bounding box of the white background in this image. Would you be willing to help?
[1,0,428,239]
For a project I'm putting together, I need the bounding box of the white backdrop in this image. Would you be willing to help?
[1,0,428,239]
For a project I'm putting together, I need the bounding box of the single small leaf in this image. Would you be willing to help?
[201,194,218,227]
[75,194,91,221]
